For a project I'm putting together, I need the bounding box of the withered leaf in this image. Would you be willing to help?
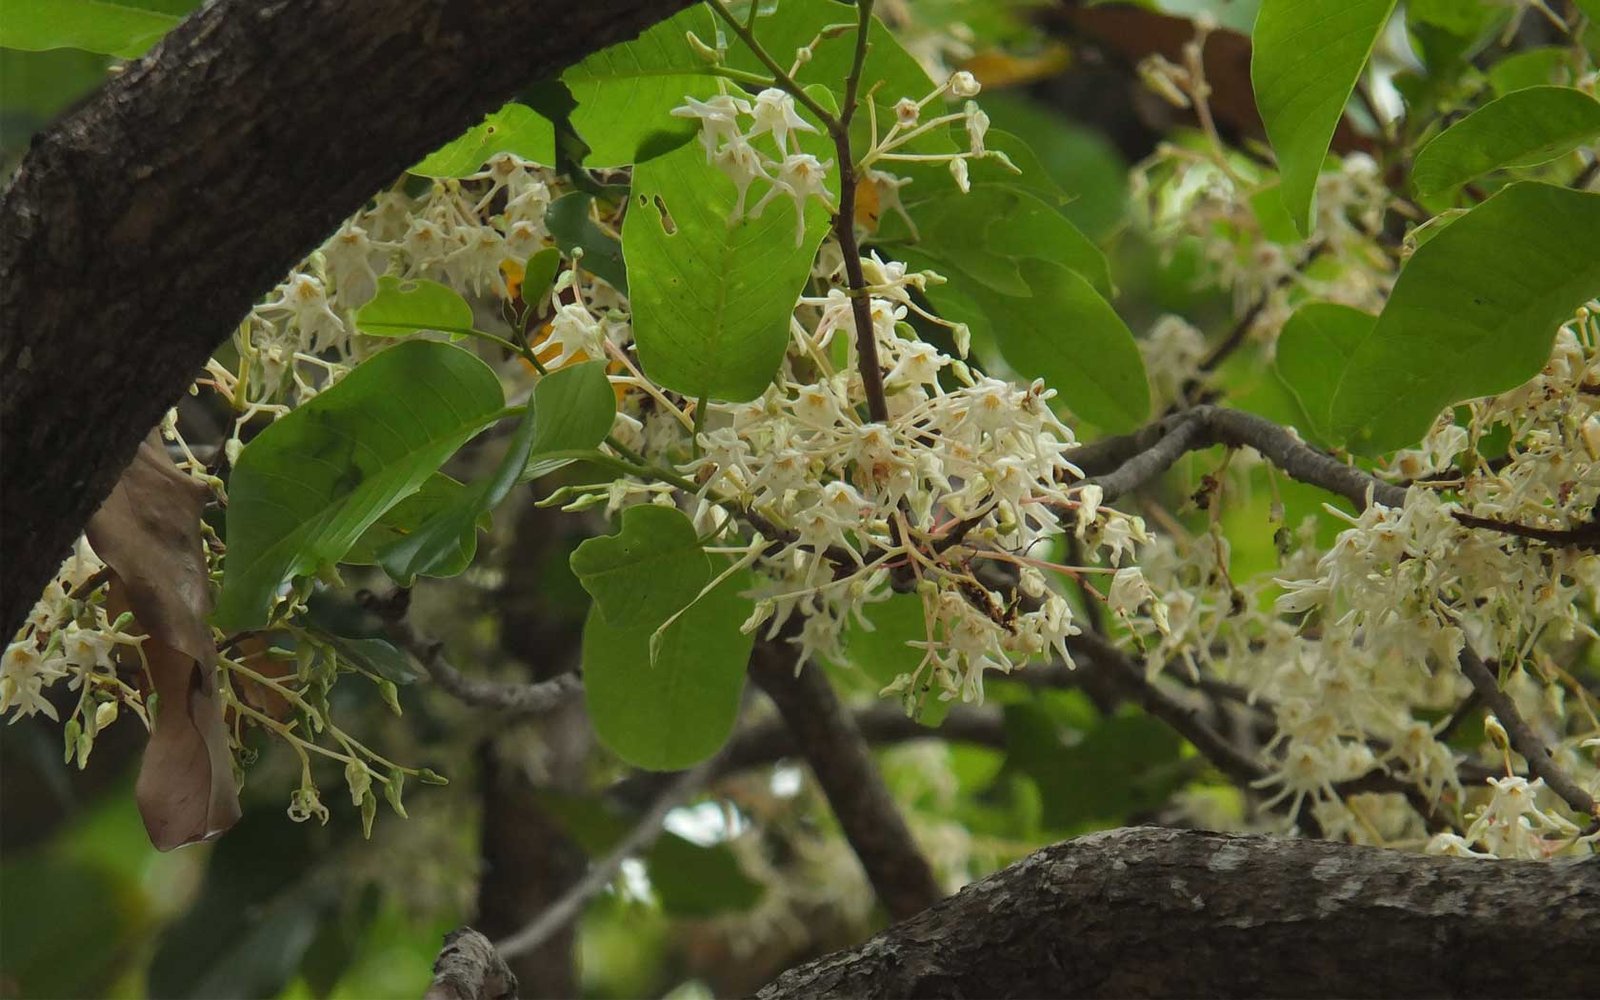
[87,432,241,851]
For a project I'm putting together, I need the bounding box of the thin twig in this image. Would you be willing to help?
[361,589,581,715]
[495,754,722,960]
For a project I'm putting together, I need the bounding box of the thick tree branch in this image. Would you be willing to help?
[0,0,693,637]
[749,643,944,920]
[425,928,518,1000]
[756,826,1600,999]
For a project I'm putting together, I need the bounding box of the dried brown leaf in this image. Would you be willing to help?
[87,433,241,850]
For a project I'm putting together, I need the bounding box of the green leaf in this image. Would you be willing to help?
[409,103,556,176]
[582,566,754,770]
[547,192,629,294]
[1003,703,1185,830]
[624,137,829,401]
[880,184,1111,299]
[1251,0,1399,235]
[380,361,616,583]
[215,341,503,630]
[1273,302,1375,445]
[831,592,950,727]
[1411,86,1600,197]
[1487,47,1573,97]
[0,0,177,58]
[520,247,563,311]
[920,256,1149,432]
[562,5,717,167]
[1326,183,1600,454]
[344,474,478,576]
[354,276,476,337]
[571,504,708,629]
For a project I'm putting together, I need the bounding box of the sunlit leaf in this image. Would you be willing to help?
[0,0,177,58]
[570,503,708,629]
[409,102,556,177]
[354,276,476,338]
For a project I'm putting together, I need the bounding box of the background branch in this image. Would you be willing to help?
[756,826,1600,999]
[425,928,518,1000]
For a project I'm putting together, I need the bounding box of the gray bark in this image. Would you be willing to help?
[756,826,1600,999]
[0,0,692,637]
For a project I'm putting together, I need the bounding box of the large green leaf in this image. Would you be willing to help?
[354,276,476,337]
[1411,86,1600,197]
[380,361,616,584]
[561,5,717,167]
[582,567,754,770]
[0,0,177,57]
[409,103,556,176]
[624,137,829,401]
[919,255,1149,432]
[1251,0,1398,235]
[1273,301,1374,445]
[571,504,708,629]
[215,341,503,630]
[1326,183,1600,454]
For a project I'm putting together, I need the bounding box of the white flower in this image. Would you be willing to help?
[1,643,68,722]
[894,97,920,128]
[540,303,605,369]
[673,93,752,158]
[949,158,970,194]
[751,154,832,246]
[712,138,772,219]
[746,88,817,156]
[948,71,981,98]
[963,101,989,156]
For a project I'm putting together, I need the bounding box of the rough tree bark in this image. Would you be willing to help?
[755,826,1600,999]
[0,0,692,637]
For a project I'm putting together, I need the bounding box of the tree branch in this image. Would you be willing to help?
[0,0,694,637]
[425,928,518,1000]
[755,826,1600,999]
[749,642,944,920]
[1458,650,1600,824]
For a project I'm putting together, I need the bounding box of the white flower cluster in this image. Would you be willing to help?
[1125,307,1600,855]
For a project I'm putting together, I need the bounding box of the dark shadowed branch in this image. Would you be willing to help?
[0,0,693,637]
[749,642,944,921]
[756,826,1600,999]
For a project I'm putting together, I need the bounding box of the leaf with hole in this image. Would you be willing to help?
[215,340,503,631]
[409,102,556,176]
[624,138,831,401]
[354,276,476,338]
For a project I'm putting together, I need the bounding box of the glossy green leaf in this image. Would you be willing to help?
[216,341,503,630]
[582,567,754,770]
[409,103,556,176]
[344,474,479,577]
[624,137,829,401]
[571,504,708,629]
[0,0,177,58]
[354,276,476,337]
[1252,0,1398,235]
[562,5,716,167]
[547,192,629,294]
[1273,302,1375,445]
[1411,86,1600,197]
[381,361,616,583]
[1488,47,1573,96]
[920,256,1149,432]
[1327,183,1600,454]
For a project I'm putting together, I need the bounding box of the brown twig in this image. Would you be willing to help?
[425,928,518,1000]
